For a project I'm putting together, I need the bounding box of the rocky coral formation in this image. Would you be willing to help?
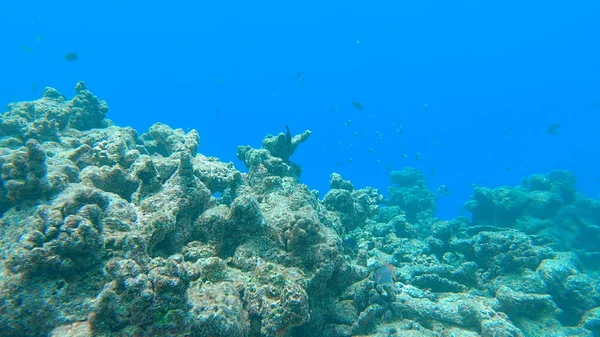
[237,127,311,181]
[323,173,382,231]
[387,166,437,223]
[465,171,600,256]
[0,84,599,337]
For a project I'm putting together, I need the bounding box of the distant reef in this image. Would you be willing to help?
[0,82,599,337]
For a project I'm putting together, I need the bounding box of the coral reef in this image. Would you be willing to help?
[0,84,599,337]
[465,171,600,254]
[237,127,311,180]
[387,166,437,223]
[323,173,382,231]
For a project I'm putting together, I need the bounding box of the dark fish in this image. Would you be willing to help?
[352,101,363,110]
[374,264,396,286]
[285,124,292,144]
[547,124,560,135]
[65,52,78,62]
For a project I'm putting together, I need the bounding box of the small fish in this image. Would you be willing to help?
[343,120,352,126]
[35,35,45,42]
[216,107,220,116]
[353,132,358,138]
[402,154,408,159]
[21,46,33,54]
[547,124,560,135]
[332,107,338,112]
[368,148,375,154]
[285,124,292,144]
[504,128,513,136]
[352,101,363,110]
[65,52,78,62]
[295,72,304,83]
[505,167,512,172]
[374,264,396,286]
[415,153,420,160]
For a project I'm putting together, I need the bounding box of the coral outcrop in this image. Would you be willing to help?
[387,166,437,223]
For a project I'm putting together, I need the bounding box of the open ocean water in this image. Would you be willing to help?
[0,1,599,336]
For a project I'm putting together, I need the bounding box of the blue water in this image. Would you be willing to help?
[1,0,599,219]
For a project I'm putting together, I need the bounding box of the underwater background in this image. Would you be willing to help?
[1,1,600,337]
[2,0,599,219]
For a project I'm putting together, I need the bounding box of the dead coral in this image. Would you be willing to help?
[1,139,49,205]
[140,122,199,157]
[261,127,311,162]
[237,127,311,180]
[67,81,110,130]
